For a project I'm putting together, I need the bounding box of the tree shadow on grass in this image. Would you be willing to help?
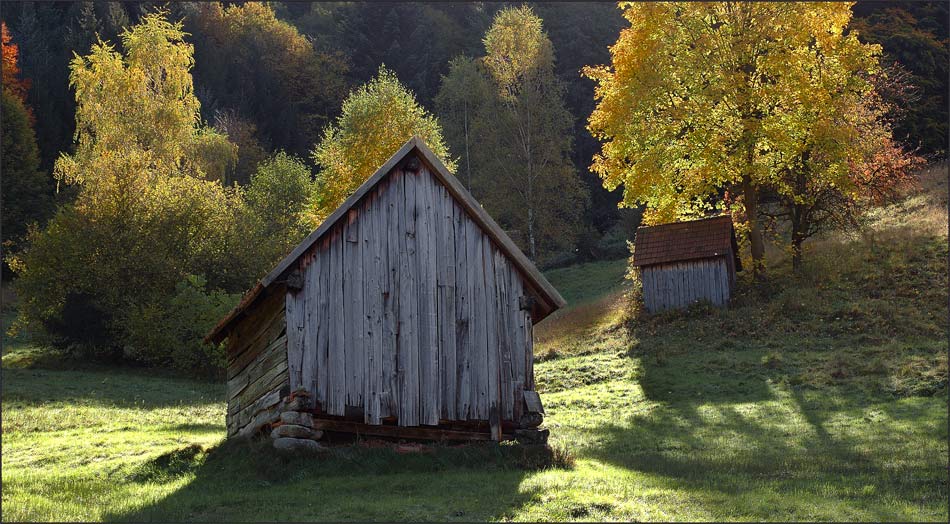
[1,368,223,409]
[632,316,777,406]
[105,439,555,522]
[583,384,947,520]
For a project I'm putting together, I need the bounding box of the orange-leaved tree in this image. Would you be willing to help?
[2,21,32,109]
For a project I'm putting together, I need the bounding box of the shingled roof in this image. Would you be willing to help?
[631,215,741,269]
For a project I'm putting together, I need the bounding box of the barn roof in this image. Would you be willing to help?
[206,136,566,344]
[631,215,742,269]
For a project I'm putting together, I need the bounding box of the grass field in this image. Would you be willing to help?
[2,166,947,521]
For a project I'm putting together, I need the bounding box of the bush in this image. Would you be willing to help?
[123,275,239,377]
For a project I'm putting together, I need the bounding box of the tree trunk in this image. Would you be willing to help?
[790,197,806,273]
[463,99,471,191]
[741,177,765,279]
[527,205,536,260]
[790,167,809,273]
[791,234,804,271]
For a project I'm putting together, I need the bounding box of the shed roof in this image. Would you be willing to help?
[206,136,566,344]
[631,215,741,269]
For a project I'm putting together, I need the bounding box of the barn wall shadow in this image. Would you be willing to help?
[105,438,546,522]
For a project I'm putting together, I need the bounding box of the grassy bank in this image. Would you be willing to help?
[2,166,947,521]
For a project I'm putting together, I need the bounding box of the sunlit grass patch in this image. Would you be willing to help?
[1,168,947,521]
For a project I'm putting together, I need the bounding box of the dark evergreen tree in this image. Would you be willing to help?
[1,88,53,272]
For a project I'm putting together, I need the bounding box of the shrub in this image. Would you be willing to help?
[123,275,239,376]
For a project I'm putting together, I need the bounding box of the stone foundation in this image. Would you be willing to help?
[268,388,326,452]
[237,386,549,448]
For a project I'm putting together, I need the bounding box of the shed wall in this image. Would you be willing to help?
[641,256,733,313]
[285,164,534,428]
[225,288,289,436]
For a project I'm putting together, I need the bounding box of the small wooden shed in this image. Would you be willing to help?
[632,215,741,313]
[206,137,565,443]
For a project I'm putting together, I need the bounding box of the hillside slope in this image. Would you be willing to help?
[1,165,947,521]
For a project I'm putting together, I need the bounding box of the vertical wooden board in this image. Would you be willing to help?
[675,263,684,309]
[316,236,330,408]
[344,207,365,408]
[643,267,654,312]
[382,172,400,419]
[361,193,380,424]
[454,201,473,420]
[665,265,674,309]
[697,259,707,305]
[285,285,304,392]
[398,169,419,426]
[639,268,648,312]
[508,267,526,406]
[688,263,696,306]
[709,260,722,305]
[426,174,441,425]
[374,189,387,423]
[524,307,534,390]
[494,251,513,420]
[698,259,708,305]
[508,265,526,424]
[683,260,696,304]
[414,171,429,424]
[718,258,727,304]
[680,262,688,306]
[470,220,489,419]
[302,254,318,408]
[660,267,669,311]
[342,214,354,406]
[676,263,685,309]
[702,261,710,304]
[437,184,458,421]
[719,257,730,304]
[328,228,346,416]
[483,236,499,428]
[683,260,695,305]
[708,259,718,305]
[416,167,439,425]
[416,170,440,426]
[678,262,686,307]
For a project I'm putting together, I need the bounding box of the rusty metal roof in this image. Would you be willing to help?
[631,215,741,269]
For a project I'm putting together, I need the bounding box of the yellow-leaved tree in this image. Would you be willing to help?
[311,66,454,222]
[435,6,588,263]
[11,11,246,374]
[585,2,883,276]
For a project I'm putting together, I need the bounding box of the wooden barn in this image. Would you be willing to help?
[632,215,741,313]
[206,137,564,445]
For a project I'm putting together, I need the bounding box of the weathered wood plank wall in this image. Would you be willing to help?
[641,256,734,313]
[225,288,289,436]
[285,163,534,427]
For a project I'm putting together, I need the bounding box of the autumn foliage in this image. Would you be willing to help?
[2,21,31,110]
[585,1,923,271]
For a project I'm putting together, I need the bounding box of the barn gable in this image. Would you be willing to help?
[208,136,564,345]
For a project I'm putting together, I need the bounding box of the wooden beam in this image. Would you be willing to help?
[308,418,513,442]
